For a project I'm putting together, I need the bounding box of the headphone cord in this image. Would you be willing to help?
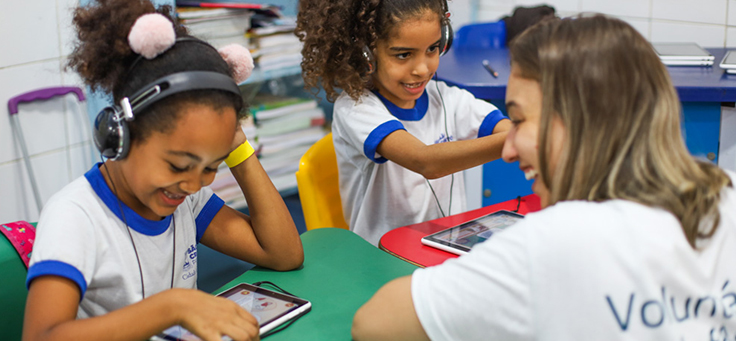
[101,159,176,299]
[425,73,454,218]
[252,281,306,338]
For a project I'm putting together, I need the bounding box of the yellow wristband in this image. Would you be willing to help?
[225,140,255,168]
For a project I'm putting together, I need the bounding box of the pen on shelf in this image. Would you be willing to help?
[482,59,498,78]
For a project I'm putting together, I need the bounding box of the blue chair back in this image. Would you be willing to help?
[454,21,507,49]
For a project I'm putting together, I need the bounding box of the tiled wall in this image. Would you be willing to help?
[0,0,90,223]
[475,0,736,47]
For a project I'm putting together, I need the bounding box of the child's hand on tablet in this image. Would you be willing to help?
[175,289,260,341]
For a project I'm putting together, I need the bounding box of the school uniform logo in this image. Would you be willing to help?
[181,244,197,280]
[435,132,453,144]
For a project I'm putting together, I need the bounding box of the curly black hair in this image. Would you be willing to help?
[296,0,448,102]
[67,0,246,144]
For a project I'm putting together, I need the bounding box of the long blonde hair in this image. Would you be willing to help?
[510,15,732,248]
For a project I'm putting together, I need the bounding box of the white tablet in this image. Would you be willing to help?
[653,43,714,61]
[421,210,524,255]
[156,282,311,340]
[720,51,736,70]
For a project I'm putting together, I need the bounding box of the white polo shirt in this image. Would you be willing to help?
[332,80,505,245]
[27,163,224,318]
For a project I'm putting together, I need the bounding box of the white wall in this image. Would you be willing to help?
[0,0,90,223]
[476,0,736,47]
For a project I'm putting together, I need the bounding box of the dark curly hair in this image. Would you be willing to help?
[296,0,448,102]
[67,0,246,144]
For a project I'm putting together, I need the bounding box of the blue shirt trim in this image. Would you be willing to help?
[364,120,406,163]
[373,90,429,121]
[478,109,507,138]
[84,163,172,236]
[195,195,224,243]
[27,260,87,299]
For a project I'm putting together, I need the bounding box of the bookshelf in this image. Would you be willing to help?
[174,2,326,210]
[242,64,301,84]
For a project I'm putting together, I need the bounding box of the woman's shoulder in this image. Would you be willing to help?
[519,199,680,241]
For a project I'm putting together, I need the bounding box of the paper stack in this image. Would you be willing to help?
[177,7,252,48]
[249,16,302,72]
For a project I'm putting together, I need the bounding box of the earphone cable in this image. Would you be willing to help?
[425,178,446,217]
[428,72,454,217]
[101,157,176,299]
[101,158,146,299]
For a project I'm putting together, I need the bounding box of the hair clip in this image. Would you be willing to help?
[218,44,255,84]
[128,13,176,59]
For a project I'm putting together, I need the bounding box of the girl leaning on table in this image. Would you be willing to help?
[352,15,736,341]
[296,0,512,245]
[23,0,303,340]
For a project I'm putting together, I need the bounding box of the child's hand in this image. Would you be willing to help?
[231,123,247,152]
[173,288,260,341]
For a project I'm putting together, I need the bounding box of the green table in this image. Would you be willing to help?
[213,228,418,340]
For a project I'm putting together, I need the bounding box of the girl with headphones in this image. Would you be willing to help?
[23,1,303,340]
[296,0,512,245]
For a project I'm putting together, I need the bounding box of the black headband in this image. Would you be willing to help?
[117,71,240,121]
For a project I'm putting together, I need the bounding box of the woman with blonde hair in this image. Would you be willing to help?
[351,15,735,341]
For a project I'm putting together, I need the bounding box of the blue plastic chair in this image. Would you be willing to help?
[454,21,507,49]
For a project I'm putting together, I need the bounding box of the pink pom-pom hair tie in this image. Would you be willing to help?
[218,44,255,84]
[128,13,176,59]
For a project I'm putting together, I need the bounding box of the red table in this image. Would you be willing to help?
[378,194,541,267]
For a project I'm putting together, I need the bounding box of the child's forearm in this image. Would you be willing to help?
[228,155,304,270]
[24,280,185,341]
[378,127,510,179]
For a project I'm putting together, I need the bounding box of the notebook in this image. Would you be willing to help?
[653,43,714,66]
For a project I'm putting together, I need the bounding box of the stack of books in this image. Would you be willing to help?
[653,43,714,66]
[210,94,326,209]
[249,17,302,72]
[176,7,252,48]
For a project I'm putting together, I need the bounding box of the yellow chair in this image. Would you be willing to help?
[296,133,350,230]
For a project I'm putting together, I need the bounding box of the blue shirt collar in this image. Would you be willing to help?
[84,163,172,236]
[373,89,428,121]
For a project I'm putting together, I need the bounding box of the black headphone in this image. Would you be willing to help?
[362,4,453,75]
[93,71,241,160]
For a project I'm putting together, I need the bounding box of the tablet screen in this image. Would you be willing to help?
[158,283,310,340]
[422,210,523,253]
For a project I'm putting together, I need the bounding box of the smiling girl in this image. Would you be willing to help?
[23,1,303,340]
[296,0,511,245]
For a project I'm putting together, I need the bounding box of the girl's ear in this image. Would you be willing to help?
[218,44,255,84]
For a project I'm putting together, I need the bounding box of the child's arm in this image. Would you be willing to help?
[23,276,259,341]
[377,119,512,179]
[200,130,304,271]
[351,276,429,341]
